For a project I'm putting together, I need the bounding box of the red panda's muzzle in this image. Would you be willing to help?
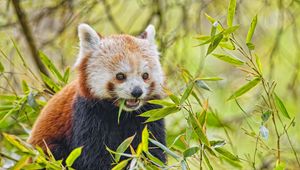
[125,99,140,108]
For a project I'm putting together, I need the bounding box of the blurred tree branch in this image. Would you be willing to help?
[11,0,49,78]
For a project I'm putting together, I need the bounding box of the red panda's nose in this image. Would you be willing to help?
[131,86,143,98]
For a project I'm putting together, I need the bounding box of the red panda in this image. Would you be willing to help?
[27,24,166,169]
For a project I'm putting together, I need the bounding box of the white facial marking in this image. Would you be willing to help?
[76,24,164,111]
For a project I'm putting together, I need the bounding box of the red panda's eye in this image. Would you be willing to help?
[116,73,126,81]
[142,73,149,80]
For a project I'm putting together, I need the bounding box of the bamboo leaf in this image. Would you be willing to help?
[39,51,63,81]
[255,54,263,74]
[227,77,261,100]
[246,15,258,44]
[180,82,194,104]
[210,140,226,148]
[118,99,125,124]
[2,133,32,153]
[195,35,211,41]
[106,146,136,159]
[63,67,70,83]
[21,80,30,94]
[195,80,211,91]
[22,163,44,170]
[195,77,223,81]
[206,34,223,55]
[112,159,130,170]
[215,147,239,161]
[219,42,235,50]
[145,151,164,166]
[66,147,82,167]
[188,112,210,146]
[204,13,224,31]
[0,95,18,101]
[149,138,180,159]
[142,126,149,152]
[147,100,175,107]
[203,152,213,170]
[212,53,244,65]
[274,93,291,119]
[261,110,271,123]
[115,135,135,162]
[227,0,236,27]
[11,155,30,170]
[41,73,61,92]
[144,106,180,122]
[246,42,255,50]
[183,146,200,158]
[223,25,239,35]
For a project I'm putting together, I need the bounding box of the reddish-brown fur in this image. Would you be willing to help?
[27,80,77,150]
[77,54,92,98]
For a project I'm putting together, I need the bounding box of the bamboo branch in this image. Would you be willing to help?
[11,0,49,78]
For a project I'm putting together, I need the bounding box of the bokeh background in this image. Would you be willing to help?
[0,0,300,169]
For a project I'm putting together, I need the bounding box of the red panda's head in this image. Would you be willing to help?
[75,24,164,111]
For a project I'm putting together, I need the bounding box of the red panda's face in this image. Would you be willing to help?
[76,24,164,111]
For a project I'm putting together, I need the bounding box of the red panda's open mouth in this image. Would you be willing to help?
[125,99,140,108]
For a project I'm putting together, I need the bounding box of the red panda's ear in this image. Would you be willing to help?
[139,25,156,44]
[75,23,101,67]
[78,23,101,51]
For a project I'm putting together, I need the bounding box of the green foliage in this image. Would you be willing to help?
[227,77,261,100]
[273,93,291,119]
[1,0,299,169]
[66,147,82,168]
[246,15,258,50]
[227,0,236,27]
[212,53,244,65]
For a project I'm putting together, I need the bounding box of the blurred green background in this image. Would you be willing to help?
[0,0,300,169]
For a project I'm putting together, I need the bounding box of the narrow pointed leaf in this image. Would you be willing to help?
[41,73,61,92]
[255,54,263,74]
[227,77,261,100]
[21,80,30,94]
[147,100,174,107]
[203,152,213,170]
[149,138,180,159]
[246,15,258,44]
[274,93,291,119]
[183,146,200,158]
[63,67,70,83]
[195,80,211,91]
[210,140,226,148]
[215,147,239,161]
[261,111,271,122]
[115,135,135,162]
[180,82,194,104]
[188,112,210,146]
[204,13,224,31]
[206,34,223,55]
[212,53,244,65]
[142,126,149,152]
[223,25,239,35]
[143,106,180,122]
[227,0,236,27]
[195,77,223,81]
[112,159,130,170]
[39,51,63,81]
[118,99,125,124]
[66,147,82,167]
[145,151,164,166]
[195,35,211,41]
